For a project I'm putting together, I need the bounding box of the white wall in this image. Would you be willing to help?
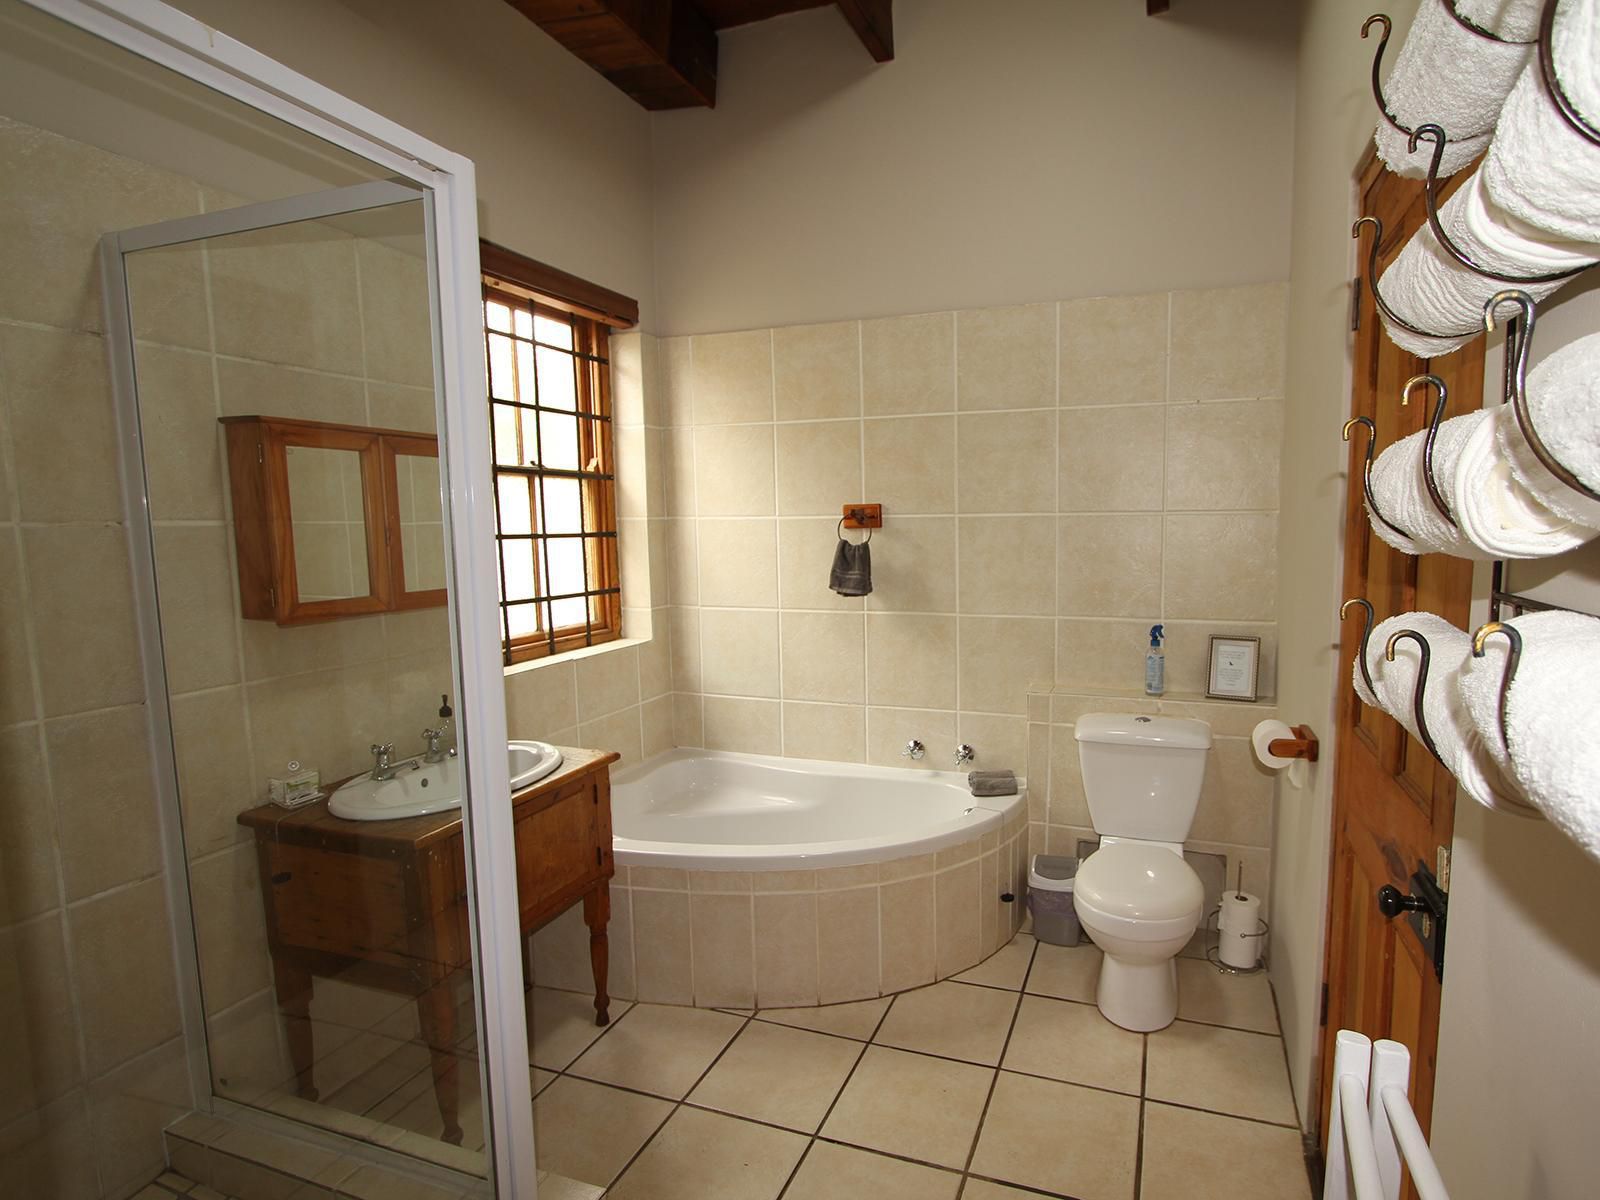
[649,0,1300,335]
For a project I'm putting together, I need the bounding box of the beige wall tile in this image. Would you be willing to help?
[958,616,1054,716]
[617,426,650,521]
[958,712,1028,775]
[866,613,956,709]
[0,727,60,925]
[691,329,772,425]
[46,706,162,901]
[505,660,580,736]
[1059,293,1169,407]
[690,871,753,893]
[0,917,80,1124]
[865,414,957,518]
[879,876,936,993]
[667,607,703,693]
[69,878,181,1076]
[782,701,865,763]
[754,893,820,1007]
[1165,399,1283,511]
[152,524,240,695]
[0,325,121,522]
[1057,514,1163,618]
[581,706,646,765]
[246,662,389,787]
[575,644,641,720]
[701,609,779,697]
[862,312,954,416]
[1158,696,1278,738]
[0,535,36,726]
[215,356,366,425]
[133,344,225,521]
[169,687,255,860]
[23,525,142,718]
[1054,618,1159,692]
[367,381,437,433]
[864,515,957,614]
[660,337,693,426]
[663,427,697,517]
[1169,283,1288,403]
[776,420,862,517]
[1047,724,1092,828]
[356,239,433,388]
[208,222,363,374]
[1192,736,1275,846]
[190,842,272,1015]
[957,303,1055,411]
[781,611,864,704]
[935,861,981,977]
[693,425,775,516]
[958,516,1055,615]
[866,706,957,771]
[673,691,704,747]
[1058,404,1164,512]
[702,696,781,755]
[775,322,860,421]
[957,411,1055,513]
[1163,622,1278,699]
[1163,513,1278,621]
[632,889,693,1005]
[816,887,881,1003]
[666,518,700,605]
[237,610,386,681]
[642,694,676,758]
[690,893,755,1008]
[778,517,867,612]
[697,519,778,607]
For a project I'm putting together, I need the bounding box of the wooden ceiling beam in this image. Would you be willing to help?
[503,0,718,109]
[834,0,893,61]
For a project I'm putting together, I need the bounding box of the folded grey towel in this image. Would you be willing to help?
[829,538,872,597]
[969,770,1017,797]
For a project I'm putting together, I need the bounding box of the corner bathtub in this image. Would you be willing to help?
[531,749,1030,1009]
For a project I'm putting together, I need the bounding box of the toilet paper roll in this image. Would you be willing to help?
[1219,891,1263,970]
[1252,720,1295,769]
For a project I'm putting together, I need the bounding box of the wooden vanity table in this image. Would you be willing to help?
[237,746,618,1145]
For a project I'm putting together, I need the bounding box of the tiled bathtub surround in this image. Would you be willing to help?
[532,806,1028,1008]
[657,285,1288,796]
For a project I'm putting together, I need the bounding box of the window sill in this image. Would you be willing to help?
[502,636,649,678]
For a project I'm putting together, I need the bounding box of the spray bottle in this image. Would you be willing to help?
[1144,624,1165,696]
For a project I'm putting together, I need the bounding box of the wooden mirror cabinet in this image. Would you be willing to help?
[220,415,447,625]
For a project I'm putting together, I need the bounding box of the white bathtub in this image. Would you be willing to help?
[609,748,1027,871]
[528,749,1032,1009]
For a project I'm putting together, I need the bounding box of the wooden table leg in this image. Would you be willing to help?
[583,885,610,1026]
[416,978,463,1146]
[272,959,318,1101]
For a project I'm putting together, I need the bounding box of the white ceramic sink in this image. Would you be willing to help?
[510,740,563,790]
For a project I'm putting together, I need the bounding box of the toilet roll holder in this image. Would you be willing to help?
[1202,901,1269,976]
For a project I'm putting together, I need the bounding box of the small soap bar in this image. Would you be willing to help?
[268,766,322,809]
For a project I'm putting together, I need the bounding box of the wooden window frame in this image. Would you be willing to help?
[481,244,636,667]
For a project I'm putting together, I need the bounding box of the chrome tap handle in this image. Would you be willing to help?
[421,727,446,763]
[954,743,975,768]
[901,739,925,761]
[370,742,394,770]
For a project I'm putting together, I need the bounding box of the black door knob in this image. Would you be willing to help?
[1376,884,1427,920]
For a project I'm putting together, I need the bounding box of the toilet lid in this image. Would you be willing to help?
[1075,842,1203,922]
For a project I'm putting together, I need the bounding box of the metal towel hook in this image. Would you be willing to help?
[1408,124,1596,285]
[1470,621,1523,758]
[1352,215,1474,344]
[1539,0,1600,147]
[1361,8,1520,144]
[1341,598,1377,699]
[1484,290,1600,503]
[1383,628,1445,764]
[1401,374,1457,526]
[1344,414,1416,542]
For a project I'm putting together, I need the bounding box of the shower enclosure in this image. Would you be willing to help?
[1,0,536,1195]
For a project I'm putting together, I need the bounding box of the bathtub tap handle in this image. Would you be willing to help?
[901,739,925,761]
[954,743,975,768]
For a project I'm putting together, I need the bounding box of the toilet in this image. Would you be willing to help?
[1071,713,1210,1032]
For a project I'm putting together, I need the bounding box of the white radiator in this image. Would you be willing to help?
[1324,1030,1449,1200]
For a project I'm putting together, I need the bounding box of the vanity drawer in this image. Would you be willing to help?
[513,773,608,921]
[260,840,413,961]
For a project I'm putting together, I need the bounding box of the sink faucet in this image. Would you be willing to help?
[954,743,975,768]
[901,739,925,761]
[422,727,448,764]
[369,742,417,781]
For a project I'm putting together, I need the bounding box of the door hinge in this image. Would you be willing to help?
[1350,276,1362,332]
[257,441,265,465]
[1436,845,1451,893]
[1319,981,1329,1026]
[267,585,276,608]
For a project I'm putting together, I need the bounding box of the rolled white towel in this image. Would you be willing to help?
[1481,1,1600,244]
[1456,0,1546,41]
[1369,612,1522,812]
[1497,330,1600,529]
[1373,1,1534,178]
[1456,610,1600,858]
[1376,169,1587,358]
[1453,405,1595,557]
[1367,410,1499,558]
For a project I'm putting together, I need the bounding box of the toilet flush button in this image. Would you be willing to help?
[1135,717,1152,723]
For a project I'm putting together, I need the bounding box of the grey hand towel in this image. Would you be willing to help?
[829,538,872,597]
[968,769,1017,797]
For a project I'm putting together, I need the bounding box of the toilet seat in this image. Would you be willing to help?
[1075,842,1203,941]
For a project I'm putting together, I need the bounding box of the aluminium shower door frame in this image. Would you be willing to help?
[27,0,537,1193]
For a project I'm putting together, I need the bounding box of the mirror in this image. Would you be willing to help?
[285,444,372,601]
[389,441,447,600]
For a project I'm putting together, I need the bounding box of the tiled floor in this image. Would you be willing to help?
[523,936,1314,1200]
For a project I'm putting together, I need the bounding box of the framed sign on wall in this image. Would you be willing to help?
[1207,635,1261,702]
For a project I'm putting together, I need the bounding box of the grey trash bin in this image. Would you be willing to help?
[1028,854,1081,947]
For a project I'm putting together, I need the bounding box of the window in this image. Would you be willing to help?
[481,244,635,665]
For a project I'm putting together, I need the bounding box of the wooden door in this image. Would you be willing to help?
[1315,152,1480,1156]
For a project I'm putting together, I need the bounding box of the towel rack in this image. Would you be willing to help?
[1383,628,1445,763]
[1469,620,1522,756]
[1538,0,1600,146]
[1401,373,1457,526]
[1360,11,1511,147]
[1324,1030,1450,1200]
[1341,598,1378,698]
[1343,414,1418,543]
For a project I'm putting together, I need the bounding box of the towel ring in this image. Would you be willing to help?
[1383,628,1445,765]
[838,516,871,544]
[1401,374,1457,526]
[1341,598,1377,699]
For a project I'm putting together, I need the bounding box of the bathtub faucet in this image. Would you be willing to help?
[954,744,975,768]
[901,739,925,761]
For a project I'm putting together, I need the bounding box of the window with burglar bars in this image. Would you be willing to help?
[484,284,620,664]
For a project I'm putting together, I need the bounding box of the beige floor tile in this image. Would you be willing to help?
[756,996,890,1041]
[819,1045,993,1169]
[1140,1102,1312,1200]
[961,1181,1054,1200]
[1002,994,1143,1095]
[954,933,1036,991]
[1175,959,1280,1034]
[606,1106,807,1200]
[1025,941,1101,1003]
[1145,1021,1298,1126]
[532,1067,557,1095]
[568,1003,744,1099]
[535,1170,605,1200]
[528,987,628,1070]
[531,1076,672,1188]
[784,1141,961,1200]
[970,1071,1139,1200]
[688,1020,862,1132]
[872,980,1018,1066]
